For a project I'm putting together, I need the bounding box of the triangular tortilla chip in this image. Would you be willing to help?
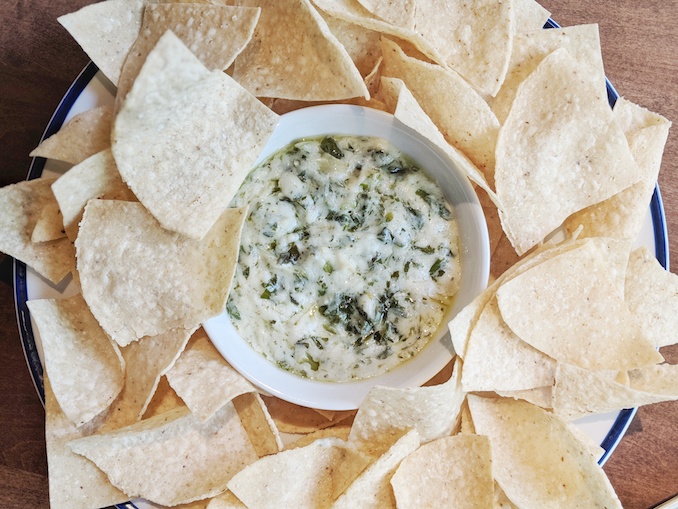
[227,438,370,509]
[495,238,663,370]
[391,434,494,509]
[563,97,671,241]
[51,149,136,241]
[495,48,643,255]
[76,200,246,346]
[115,3,260,109]
[349,357,464,455]
[625,246,678,348]
[30,105,113,164]
[68,404,259,506]
[27,294,124,427]
[112,30,278,240]
[0,178,75,284]
[380,38,500,182]
[468,395,623,509]
[232,0,368,101]
[44,376,129,509]
[58,0,147,85]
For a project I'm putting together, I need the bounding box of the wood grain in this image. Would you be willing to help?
[0,1,676,508]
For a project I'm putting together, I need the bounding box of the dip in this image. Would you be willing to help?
[227,135,461,382]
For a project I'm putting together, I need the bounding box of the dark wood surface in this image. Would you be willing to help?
[0,1,677,507]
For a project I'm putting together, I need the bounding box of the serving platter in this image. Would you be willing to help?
[13,19,669,509]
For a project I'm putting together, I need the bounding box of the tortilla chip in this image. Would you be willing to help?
[380,38,500,182]
[625,246,678,348]
[348,358,464,455]
[490,24,605,124]
[227,437,370,509]
[31,201,66,243]
[0,178,75,284]
[332,428,419,509]
[44,376,129,509]
[76,200,246,346]
[494,48,643,255]
[468,395,623,509]
[100,326,197,432]
[68,404,259,506]
[115,3,260,109]
[378,76,496,198]
[232,392,284,457]
[391,434,493,509]
[286,423,353,450]
[495,238,663,370]
[461,297,556,392]
[553,362,678,421]
[27,294,124,427]
[563,97,671,241]
[232,0,368,101]
[30,105,113,164]
[113,30,278,240]
[51,149,137,241]
[414,0,514,96]
[166,329,257,422]
[58,0,147,86]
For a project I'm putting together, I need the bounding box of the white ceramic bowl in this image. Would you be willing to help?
[203,104,489,410]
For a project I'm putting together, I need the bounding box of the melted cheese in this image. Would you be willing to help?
[227,135,461,381]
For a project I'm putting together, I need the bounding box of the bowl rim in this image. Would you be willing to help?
[203,104,490,410]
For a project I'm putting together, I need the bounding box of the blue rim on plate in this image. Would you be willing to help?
[12,18,670,505]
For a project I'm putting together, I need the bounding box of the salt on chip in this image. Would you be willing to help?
[227,437,370,509]
[112,30,278,240]
[380,38,500,182]
[490,24,605,124]
[563,97,671,242]
[44,376,129,509]
[30,105,113,165]
[468,395,623,509]
[494,47,643,255]
[58,0,147,86]
[115,3,261,109]
[166,329,257,422]
[0,177,75,284]
[553,362,678,421]
[625,246,678,348]
[331,429,420,509]
[100,326,197,432]
[231,0,369,101]
[461,297,555,392]
[51,149,136,241]
[496,238,662,370]
[348,357,465,455]
[68,404,259,506]
[27,294,124,427]
[76,200,246,347]
[390,434,494,509]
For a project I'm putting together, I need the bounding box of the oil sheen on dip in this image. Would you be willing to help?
[227,135,461,382]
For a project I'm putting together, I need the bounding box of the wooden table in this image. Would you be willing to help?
[0,1,677,507]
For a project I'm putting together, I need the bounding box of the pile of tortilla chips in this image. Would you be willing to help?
[0,0,676,507]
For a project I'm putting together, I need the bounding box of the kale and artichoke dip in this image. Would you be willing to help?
[227,135,461,382]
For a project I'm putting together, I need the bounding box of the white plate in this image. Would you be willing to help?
[15,44,670,507]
